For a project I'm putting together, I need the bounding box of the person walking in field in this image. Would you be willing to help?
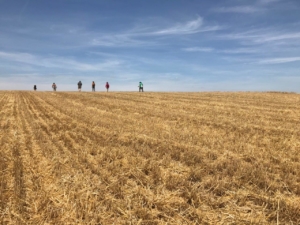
[78,81,82,92]
[52,83,57,91]
[138,81,143,92]
[92,81,95,92]
[33,85,37,91]
[105,82,110,92]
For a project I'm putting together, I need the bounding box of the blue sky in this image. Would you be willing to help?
[0,0,300,92]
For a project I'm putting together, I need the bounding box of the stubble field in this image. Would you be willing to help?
[0,91,299,224]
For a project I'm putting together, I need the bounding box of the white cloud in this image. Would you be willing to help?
[214,6,261,13]
[214,0,280,14]
[182,47,258,54]
[91,17,222,47]
[220,30,300,45]
[0,51,122,71]
[183,47,214,52]
[220,48,259,54]
[254,32,300,43]
[258,0,280,5]
[258,57,300,64]
[150,17,204,35]
[91,34,156,47]
[148,17,222,35]
[0,51,36,64]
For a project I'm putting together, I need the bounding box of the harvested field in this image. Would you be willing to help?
[0,91,299,224]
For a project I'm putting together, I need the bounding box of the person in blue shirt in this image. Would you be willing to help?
[138,82,143,92]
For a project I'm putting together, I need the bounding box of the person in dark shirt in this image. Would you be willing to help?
[92,81,95,92]
[78,81,82,92]
[52,83,57,91]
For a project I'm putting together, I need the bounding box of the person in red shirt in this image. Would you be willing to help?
[105,82,110,92]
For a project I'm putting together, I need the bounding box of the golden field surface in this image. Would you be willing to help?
[0,91,299,225]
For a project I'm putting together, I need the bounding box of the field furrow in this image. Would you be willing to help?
[0,91,299,224]
[26,93,197,223]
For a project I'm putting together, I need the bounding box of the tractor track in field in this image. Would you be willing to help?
[20,94,68,221]
[9,93,28,224]
[0,93,17,224]
[20,92,90,224]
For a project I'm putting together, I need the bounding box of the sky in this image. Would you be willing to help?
[0,0,300,92]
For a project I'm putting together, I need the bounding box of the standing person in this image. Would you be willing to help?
[138,81,143,92]
[78,81,82,92]
[92,81,95,92]
[33,85,37,91]
[52,83,57,91]
[105,82,110,92]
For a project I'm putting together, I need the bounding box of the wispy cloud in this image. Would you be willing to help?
[214,0,280,14]
[254,32,300,43]
[220,30,300,44]
[214,6,261,13]
[0,51,36,64]
[91,35,154,47]
[149,17,205,35]
[258,57,300,64]
[91,17,222,47]
[219,48,259,54]
[182,47,214,52]
[131,17,222,36]
[0,51,122,71]
[258,0,280,5]
[182,47,259,54]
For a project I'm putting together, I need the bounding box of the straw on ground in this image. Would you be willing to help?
[0,91,299,224]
